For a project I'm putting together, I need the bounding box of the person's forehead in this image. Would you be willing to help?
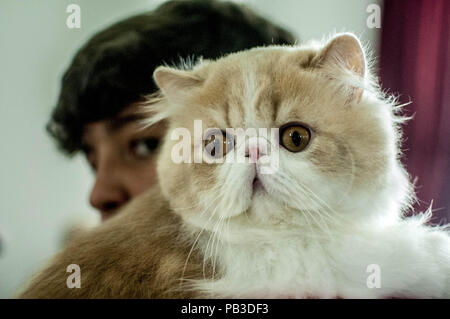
[105,103,147,130]
[82,104,167,145]
[82,104,143,136]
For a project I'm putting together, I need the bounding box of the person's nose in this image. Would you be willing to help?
[89,161,129,220]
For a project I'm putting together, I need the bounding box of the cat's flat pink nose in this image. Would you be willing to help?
[246,137,267,163]
[248,146,260,162]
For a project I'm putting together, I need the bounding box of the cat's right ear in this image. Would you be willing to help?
[312,33,366,103]
[153,66,202,103]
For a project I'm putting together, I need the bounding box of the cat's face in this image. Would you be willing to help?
[152,34,409,231]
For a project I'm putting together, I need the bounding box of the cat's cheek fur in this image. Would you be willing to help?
[267,154,350,221]
[175,161,256,230]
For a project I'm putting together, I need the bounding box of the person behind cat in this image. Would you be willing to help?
[47,0,296,222]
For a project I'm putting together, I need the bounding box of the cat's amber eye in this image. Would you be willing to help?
[204,130,234,159]
[280,124,311,152]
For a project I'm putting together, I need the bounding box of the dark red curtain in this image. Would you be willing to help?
[379,0,450,223]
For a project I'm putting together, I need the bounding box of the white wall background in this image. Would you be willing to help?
[0,0,381,298]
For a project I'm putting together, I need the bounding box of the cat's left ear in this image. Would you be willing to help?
[153,66,202,103]
[314,33,366,103]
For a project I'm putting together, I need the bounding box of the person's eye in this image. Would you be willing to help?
[129,137,160,159]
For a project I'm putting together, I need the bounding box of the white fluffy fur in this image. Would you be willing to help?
[190,207,450,298]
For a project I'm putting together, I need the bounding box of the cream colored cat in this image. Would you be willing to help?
[20,33,450,298]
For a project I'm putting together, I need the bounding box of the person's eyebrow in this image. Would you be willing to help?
[107,114,148,132]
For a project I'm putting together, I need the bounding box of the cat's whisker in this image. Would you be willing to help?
[267,173,332,238]
[279,171,350,227]
[292,181,338,222]
[295,179,350,225]
[211,215,226,281]
[272,172,340,240]
[180,191,225,286]
[180,222,209,288]
[202,202,223,281]
[209,215,222,279]
[289,192,334,240]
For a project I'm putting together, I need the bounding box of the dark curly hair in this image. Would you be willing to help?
[47,0,296,155]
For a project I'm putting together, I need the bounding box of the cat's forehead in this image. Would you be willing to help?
[187,47,336,129]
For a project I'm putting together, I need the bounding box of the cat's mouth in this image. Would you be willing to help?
[252,176,266,194]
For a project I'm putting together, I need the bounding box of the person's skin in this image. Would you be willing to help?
[81,104,166,221]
